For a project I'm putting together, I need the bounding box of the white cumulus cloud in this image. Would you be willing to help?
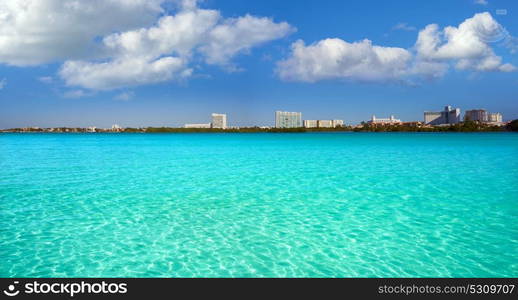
[277,12,515,84]
[0,0,165,66]
[0,0,294,90]
[415,12,515,72]
[102,8,221,59]
[60,57,191,90]
[276,39,413,83]
[200,15,295,66]
[59,2,293,90]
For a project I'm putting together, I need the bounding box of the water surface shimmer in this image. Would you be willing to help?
[1,133,517,277]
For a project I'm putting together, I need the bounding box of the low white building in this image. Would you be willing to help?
[368,115,401,125]
[304,120,318,128]
[318,120,333,128]
[304,119,344,128]
[332,120,344,127]
[184,123,211,129]
[111,124,123,131]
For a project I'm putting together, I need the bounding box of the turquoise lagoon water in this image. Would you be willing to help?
[0,132,517,277]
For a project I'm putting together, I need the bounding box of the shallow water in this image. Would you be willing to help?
[1,132,517,277]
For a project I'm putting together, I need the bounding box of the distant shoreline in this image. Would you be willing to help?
[2,120,517,133]
[1,126,517,134]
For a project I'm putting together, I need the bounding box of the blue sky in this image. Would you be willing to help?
[0,0,517,128]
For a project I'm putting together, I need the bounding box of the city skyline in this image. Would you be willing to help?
[1,0,517,129]
[2,104,507,130]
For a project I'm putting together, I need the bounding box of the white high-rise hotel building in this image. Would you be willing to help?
[275,111,302,128]
[488,112,503,123]
[211,113,227,129]
[424,105,461,125]
[465,109,503,123]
